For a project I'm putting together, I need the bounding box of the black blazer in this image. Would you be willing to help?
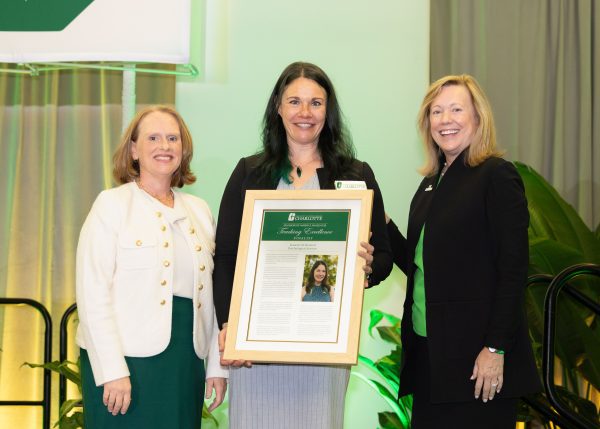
[390,151,541,403]
[213,154,393,327]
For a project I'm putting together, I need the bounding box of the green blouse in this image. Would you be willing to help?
[412,171,445,337]
[412,227,427,336]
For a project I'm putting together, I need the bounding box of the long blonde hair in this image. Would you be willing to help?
[417,74,503,176]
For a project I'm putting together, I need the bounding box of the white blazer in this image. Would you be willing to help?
[75,182,227,386]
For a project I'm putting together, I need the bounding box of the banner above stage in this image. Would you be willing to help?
[0,0,191,64]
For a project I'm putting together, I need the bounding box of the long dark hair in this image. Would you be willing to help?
[256,61,356,184]
[305,260,330,295]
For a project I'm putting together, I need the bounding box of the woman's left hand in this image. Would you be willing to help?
[205,377,227,412]
[471,347,504,402]
[357,235,374,288]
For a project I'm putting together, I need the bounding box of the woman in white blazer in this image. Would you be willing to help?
[76,105,227,429]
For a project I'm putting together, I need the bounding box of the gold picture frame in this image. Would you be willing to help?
[223,189,373,364]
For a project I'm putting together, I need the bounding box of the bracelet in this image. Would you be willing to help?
[487,347,505,355]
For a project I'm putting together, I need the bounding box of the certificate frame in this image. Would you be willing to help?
[223,189,373,365]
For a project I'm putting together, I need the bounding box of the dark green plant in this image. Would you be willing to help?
[352,309,411,429]
[23,360,83,429]
[24,359,219,428]
[514,162,600,423]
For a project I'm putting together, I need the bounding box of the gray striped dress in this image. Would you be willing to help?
[228,174,351,429]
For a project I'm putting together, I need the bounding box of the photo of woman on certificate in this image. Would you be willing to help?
[301,257,337,303]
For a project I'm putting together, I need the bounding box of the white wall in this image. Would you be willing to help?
[176,1,429,427]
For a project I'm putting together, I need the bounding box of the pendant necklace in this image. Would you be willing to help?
[291,156,321,178]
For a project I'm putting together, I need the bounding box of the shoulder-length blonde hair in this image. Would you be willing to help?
[417,74,503,177]
[112,105,196,187]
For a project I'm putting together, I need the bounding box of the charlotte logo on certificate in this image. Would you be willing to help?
[246,210,350,344]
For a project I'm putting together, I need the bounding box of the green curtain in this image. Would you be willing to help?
[0,65,174,427]
[430,0,599,230]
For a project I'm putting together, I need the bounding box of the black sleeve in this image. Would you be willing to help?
[483,161,529,351]
[213,158,247,328]
[362,162,393,286]
[386,218,409,274]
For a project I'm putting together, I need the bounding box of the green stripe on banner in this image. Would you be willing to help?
[0,0,95,31]
[261,211,350,241]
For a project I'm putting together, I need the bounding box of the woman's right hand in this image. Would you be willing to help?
[218,325,252,368]
[103,376,132,415]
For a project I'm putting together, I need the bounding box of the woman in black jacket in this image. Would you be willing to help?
[213,62,392,429]
[388,74,540,428]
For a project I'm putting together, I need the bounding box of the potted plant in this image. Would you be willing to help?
[352,309,411,429]
[515,162,599,424]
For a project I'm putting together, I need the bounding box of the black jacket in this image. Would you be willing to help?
[390,152,541,402]
[213,154,393,327]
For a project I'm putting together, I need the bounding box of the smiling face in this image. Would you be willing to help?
[313,263,327,284]
[131,111,183,184]
[429,84,478,165]
[277,77,327,148]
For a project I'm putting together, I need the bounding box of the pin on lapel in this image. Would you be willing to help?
[425,185,433,192]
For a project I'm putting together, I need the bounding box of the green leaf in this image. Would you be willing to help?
[378,411,406,429]
[554,386,600,424]
[577,315,600,391]
[528,237,587,276]
[376,325,402,346]
[358,354,399,393]
[23,360,81,387]
[202,402,219,426]
[524,287,545,373]
[399,394,412,418]
[360,310,410,426]
[370,380,410,427]
[358,345,403,392]
[350,371,410,426]
[58,399,83,421]
[368,309,400,337]
[516,161,600,401]
[524,281,547,344]
[550,299,590,379]
[514,162,600,263]
[374,346,402,387]
[55,411,84,429]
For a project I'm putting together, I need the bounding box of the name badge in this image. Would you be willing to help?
[335,180,367,190]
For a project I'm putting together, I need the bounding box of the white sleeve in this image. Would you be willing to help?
[205,313,228,379]
[76,191,129,386]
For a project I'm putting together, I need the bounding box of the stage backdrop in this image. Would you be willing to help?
[0,0,191,63]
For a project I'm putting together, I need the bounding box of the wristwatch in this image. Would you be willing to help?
[487,347,505,355]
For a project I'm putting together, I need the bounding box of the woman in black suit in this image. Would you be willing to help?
[387,74,540,428]
[213,61,392,429]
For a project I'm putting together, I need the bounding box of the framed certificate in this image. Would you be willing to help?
[223,189,373,364]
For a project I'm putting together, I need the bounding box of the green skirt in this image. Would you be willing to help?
[80,296,206,429]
